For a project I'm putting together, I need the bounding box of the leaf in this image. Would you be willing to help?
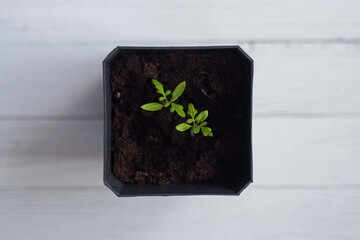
[152,79,164,95]
[170,81,186,102]
[186,119,194,124]
[141,103,163,111]
[158,96,165,101]
[200,121,207,127]
[164,102,170,107]
[170,103,176,112]
[193,125,201,134]
[201,127,212,137]
[175,123,191,132]
[195,110,208,123]
[165,90,171,96]
[175,107,185,118]
[187,103,197,118]
[171,103,185,117]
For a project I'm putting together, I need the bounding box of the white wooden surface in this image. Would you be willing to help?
[1,44,360,117]
[1,119,360,186]
[1,0,360,239]
[1,0,360,43]
[1,188,359,240]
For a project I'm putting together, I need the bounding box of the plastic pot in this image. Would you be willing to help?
[103,46,253,196]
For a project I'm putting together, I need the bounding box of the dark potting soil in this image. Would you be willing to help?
[110,48,251,186]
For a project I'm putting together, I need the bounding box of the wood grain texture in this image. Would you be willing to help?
[1,1,360,238]
[0,0,360,44]
[1,44,360,117]
[1,118,359,186]
[1,187,359,240]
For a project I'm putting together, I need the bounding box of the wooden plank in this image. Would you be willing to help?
[0,0,360,44]
[1,118,359,186]
[252,43,360,116]
[0,46,108,117]
[0,187,359,240]
[1,44,360,116]
[0,120,102,186]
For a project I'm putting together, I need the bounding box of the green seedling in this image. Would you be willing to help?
[176,103,213,137]
[141,79,186,118]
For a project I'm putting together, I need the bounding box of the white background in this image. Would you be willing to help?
[1,0,360,239]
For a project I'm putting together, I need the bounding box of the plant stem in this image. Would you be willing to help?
[190,117,196,137]
[161,92,170,108]
[190,128,195,137]
[164,94,169,104]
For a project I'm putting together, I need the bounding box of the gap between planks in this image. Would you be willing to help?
[2,113,360,121]
[0,184,360,191]
[1,38,360,47]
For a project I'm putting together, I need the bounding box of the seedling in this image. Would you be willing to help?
[176,103,213,137]
[141,79,186,118]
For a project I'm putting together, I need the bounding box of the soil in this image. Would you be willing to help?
[110,48,251,186]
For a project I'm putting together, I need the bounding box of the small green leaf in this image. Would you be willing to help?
[187,103,198,118]
[193,125,201,134]
[201,127,212,137]
[164,102,170,107]
[170,81,186,102]
[171,103,185,117]
[141,103,163,111]
[195,110,208,123]
[152,79,164,95]
[175,107,185,118]
[186,119,194,124]
[158,96,165,101]
[200,121,207,127]
[176,123,191,132]
[170,103,176,112]
[165,90,171,96]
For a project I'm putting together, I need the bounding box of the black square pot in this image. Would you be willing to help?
[103,46,253,196]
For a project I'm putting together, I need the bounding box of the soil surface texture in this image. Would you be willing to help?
[110,48,251,186]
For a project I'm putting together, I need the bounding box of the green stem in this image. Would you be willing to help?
[190,128,195,137]
[162,92,170,107]
[164,94,169,104]
[190,117,196,137]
